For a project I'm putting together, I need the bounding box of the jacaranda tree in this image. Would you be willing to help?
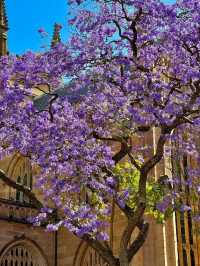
[0,0,200,265]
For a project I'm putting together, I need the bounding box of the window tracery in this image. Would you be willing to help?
[81,247,109,266]
[1,245,39,266]
[0,240,48,266]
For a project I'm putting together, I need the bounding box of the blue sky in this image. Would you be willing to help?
[7,0,70,54]
[7,0,175,54]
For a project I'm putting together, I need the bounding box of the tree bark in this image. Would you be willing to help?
[119,249,129,266]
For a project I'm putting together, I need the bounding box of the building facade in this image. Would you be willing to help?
[0,1,199,265]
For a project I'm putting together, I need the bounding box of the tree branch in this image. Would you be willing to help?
[127,221,149,262]
[141,130,168,173]
[113,19,132,44]
[127,151,141,171]
[119,129,169,253]
[92,132,129,164]
[83,235,119,266]
[93,132,141,169]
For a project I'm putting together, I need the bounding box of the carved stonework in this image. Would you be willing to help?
[0,239,48,266]
[0,198,37,223]
[73,241,108,266]
[0,0,8,56]
[81,247,109,266]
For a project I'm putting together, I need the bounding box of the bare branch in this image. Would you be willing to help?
[48,93,58,122]
[93,132,140,169]
[127,152,141,171]
[113,19,132,44]
[120,0,132,22]
[141,129,169,174]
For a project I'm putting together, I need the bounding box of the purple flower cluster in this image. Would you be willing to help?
[0,0,200,240]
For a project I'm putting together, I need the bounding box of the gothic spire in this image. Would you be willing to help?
[51,23,62,48]
[0,0,8,56]
[0,0,8,29]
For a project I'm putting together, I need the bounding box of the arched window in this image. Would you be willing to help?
[16,176,22,202]
[2,154,32,202]
[74,242,108,266]
[0,240,48,266]
[15,164,32,203]
[172,141,199,266]
[81,247,109,266]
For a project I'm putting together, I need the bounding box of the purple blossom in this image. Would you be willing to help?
[46,222,63,232]
[156,196,171,213]
[106,176,116,187]
[180,205,192,212]
[38,27,48,36]
[193,216,200,222]
[96,232,109,241]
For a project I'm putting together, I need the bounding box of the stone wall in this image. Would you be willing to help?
[0,220,55,266]
[55,207,178,266]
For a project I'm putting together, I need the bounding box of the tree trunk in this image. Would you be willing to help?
[119,262,129,266]
[119,247,130,266]
[119,256,129,266]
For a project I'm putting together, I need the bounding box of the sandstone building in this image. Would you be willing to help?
[0,1,199,265]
